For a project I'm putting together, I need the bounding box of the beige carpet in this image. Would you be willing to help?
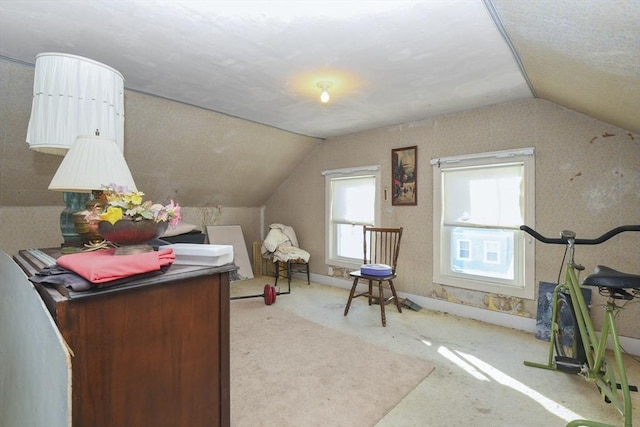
[230,299,435,427]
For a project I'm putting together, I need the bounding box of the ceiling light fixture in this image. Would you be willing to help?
[317,81,332,103]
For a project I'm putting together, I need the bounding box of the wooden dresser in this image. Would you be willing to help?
[14,248,234,427]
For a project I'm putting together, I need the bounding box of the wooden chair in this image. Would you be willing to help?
[344,226,403,327]
[274,258,310,287]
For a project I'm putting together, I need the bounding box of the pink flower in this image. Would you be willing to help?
[97,184,182,226]
[165,200,182,227]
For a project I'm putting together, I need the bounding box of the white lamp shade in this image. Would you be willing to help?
[48,135,137,193]
[26,53,125,155]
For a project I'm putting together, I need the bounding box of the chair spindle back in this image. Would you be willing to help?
[363,227,403,273]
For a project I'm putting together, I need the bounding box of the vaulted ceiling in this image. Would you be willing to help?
[0,0,638,137]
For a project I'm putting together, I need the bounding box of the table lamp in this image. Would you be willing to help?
[48,134,137,251]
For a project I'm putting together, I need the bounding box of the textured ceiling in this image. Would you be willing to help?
[0,0,638,137]
[492,0,640,135]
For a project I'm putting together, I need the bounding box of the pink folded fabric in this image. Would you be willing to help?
[57,248,175,284]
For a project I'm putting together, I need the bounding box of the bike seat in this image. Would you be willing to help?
[583,265,640,290]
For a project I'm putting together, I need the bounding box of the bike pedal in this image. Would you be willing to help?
[554,356,582,374]
[616,383,638,392]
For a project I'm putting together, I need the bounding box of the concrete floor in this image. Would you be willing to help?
[230,276,640,427]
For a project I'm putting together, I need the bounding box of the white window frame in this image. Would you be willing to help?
[483,241,501,264]
[323,165,381,269]
[457,239,472,261]
[431,148,535,299]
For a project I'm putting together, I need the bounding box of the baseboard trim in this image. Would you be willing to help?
[309,273,640,356]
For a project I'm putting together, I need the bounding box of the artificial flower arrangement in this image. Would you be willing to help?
[97,183,182,226]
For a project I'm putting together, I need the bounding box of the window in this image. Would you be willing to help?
[323,166,380,268]
[483,241,501,264]
[457,240,471,261]
[432,148,535,299]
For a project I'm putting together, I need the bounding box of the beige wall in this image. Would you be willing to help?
[0,58,322,209]
[265,99,640,338]
[1,57,313,265]
[1,57,638,339]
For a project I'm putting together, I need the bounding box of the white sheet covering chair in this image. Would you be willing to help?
[261,224,310,286]
[344,226,403,327]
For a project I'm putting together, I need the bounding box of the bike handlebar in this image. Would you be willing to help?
[520,225,640,245]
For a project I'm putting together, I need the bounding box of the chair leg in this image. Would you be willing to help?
[305,262,310,285]
[274,261,280,286]
[344,277,359,316]
[389,280,403,313]
[287,260,292,287]
[379,281,387,327]
[367,280,373,305]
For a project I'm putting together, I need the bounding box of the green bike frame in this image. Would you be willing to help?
[524,242,633,427]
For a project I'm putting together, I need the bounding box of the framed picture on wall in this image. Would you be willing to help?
[392,146,417,206]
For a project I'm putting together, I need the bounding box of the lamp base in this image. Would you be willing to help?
[59,191,91,251]
[73,190,107,244]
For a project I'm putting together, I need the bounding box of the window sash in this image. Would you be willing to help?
[442,163,524,228]
[324,166,380,268]
[432,148,535,299]
[331,175,376,224]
